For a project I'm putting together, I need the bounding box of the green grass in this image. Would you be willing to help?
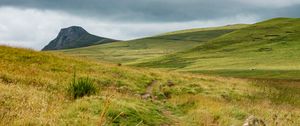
[57,18,300,80]
[1,45,300,125]
[0,46,170,125]
[135,18,300,79]
[68,77,97,99]
[161,24,248,35]
[191,69,300,80]
[57,24,246,64]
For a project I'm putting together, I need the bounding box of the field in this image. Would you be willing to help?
[60,18,300,80]
[0,45,300,125]
[58,24,247,64]
[135,18,300,79]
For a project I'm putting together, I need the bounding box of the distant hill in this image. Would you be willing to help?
[161,24,249,36]
[135,18,300,79]
[57,24,248,63]
[42,26,117,51]
[56,18,300,79]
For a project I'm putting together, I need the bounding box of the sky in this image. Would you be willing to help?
[0,0,299,50]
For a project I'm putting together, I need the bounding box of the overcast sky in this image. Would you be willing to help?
[0,0,299,50]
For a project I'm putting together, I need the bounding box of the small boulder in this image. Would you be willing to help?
[141,93,151,99]
[243,115,266,126]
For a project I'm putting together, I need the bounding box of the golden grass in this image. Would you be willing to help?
[0,45,299,125]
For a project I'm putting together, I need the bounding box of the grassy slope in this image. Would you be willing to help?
[162,24,248,35]
[58,24,247,64]
[135,18,300,79]
[1,45,299,125]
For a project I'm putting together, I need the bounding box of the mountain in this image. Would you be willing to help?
[42,26,117,51]
[57,24,248,63]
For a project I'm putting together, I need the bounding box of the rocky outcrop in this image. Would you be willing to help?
[42,26,117,51]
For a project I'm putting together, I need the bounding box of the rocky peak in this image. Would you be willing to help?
[42,26,117,51]
[54,26,89,47]
[58,26,88,38]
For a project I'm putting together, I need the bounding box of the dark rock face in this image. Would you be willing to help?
[42,26,117,51]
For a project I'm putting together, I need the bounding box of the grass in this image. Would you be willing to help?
[191,69,300,80]
[58,18,300,80]
[0,45,300,125]
[134,18,300,80]
[161,24,249,35]
[57,24,246,65]
[68,77,97,99]
[0,46,168,125]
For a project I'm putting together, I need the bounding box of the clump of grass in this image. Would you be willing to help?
[98,95,113,125]
[68,77,97,99]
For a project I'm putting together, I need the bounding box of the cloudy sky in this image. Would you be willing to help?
[0,0,299,50]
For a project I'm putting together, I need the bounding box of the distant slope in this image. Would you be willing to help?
[161,24,249,35]
[1,45,299,125]
[42,26,117,51]
[135,18,300,79]
[58,24,247,64]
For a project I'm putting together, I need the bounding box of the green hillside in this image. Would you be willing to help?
[162,24,248,35]
[1,46,299,125]
[135,18,300,79]
[58,24,247,64]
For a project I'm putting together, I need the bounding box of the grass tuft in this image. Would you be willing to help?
[68,77,97,99]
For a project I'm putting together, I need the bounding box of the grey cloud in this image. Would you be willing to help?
[0,7,258,50]
[0,0,299,50]
[0,0,299,22]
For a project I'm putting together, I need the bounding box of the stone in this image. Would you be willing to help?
[243,115,266,126]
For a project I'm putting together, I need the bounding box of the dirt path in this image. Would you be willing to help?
[142,80,181,125]
[141,80,157,99]
[146,80,157,95]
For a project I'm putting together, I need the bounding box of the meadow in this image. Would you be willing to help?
[135,18,300,79]
[59,18,300,80]
[58,24,246,65]
[0,45,299,125]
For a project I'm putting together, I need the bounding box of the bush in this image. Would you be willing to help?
[68,77,97,99]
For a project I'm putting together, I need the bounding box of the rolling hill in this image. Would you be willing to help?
[0,45,299,125]
[135,18,300,79]
[57,24,248,64]
[58,18,300,80]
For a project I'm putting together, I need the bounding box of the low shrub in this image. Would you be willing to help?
[68,77,97,99]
